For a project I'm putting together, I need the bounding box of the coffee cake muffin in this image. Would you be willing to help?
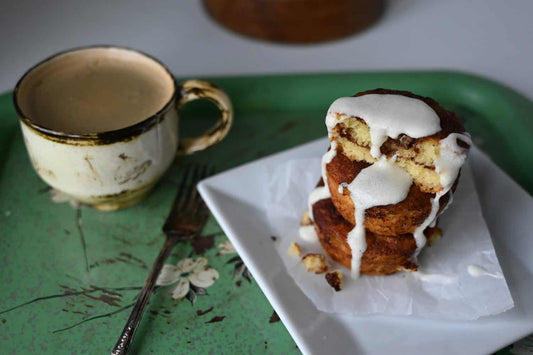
[306,89,471,278]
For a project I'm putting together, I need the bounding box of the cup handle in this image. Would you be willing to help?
[176,80,233,155]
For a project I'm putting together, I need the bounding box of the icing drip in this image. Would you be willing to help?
[413,271,457,284]
[467,264,503,278]
[308,141,338,220]
[412,132,471,256]
[436,133,472,187]
[344,158,412,278]
[412,196,441,253]
[326,95,441,158]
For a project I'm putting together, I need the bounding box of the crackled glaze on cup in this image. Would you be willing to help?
[14,46,233,210]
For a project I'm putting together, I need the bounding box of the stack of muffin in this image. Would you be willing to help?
[308,89,471,277]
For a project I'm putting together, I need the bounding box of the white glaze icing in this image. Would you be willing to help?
[308,141,338,220]
[346,157,412,209]
[412,132,471,256]
[436,133,472,189]
[299,225,318,242]
[467,264,503,278]
[413,271,457,284]
[344,158,412,278]
[326,94,441,158]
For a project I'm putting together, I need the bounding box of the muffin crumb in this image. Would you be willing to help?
[300,211,312,226]
[302,253,328,274]
[325,270,344,291]
[287,242,302,257]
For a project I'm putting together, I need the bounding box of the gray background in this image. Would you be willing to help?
[1,0,532,99]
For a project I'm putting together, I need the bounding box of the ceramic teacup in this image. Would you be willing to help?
[14,46,233,210]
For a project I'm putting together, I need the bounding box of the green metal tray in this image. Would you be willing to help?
[1,71,531,354]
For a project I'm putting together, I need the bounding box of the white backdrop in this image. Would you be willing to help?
[1,0,532,99]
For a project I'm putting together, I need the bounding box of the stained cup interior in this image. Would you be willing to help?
[15,46,175,135]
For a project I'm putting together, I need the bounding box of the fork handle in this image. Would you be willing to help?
[111,237,178,355]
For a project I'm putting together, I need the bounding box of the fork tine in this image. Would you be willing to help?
[187,165,209,213]
[195,165,214,206]
[163,165,210,231]
[163,164,213,235]
[191,165,208,204]
[197,165,213,201]
[163,166,195,232]
[183,165,202,206]
[191,164,205,188]
[176,166,193,202]
[184,165,211,224]
[184,164,204,206]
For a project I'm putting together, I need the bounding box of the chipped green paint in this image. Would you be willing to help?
[1,71,532,354]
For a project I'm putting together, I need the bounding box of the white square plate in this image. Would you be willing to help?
[198,138,533,355]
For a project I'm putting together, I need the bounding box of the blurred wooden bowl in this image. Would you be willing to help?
[203,0,384,44]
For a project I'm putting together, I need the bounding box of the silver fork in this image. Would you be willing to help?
[111,165,212,355]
